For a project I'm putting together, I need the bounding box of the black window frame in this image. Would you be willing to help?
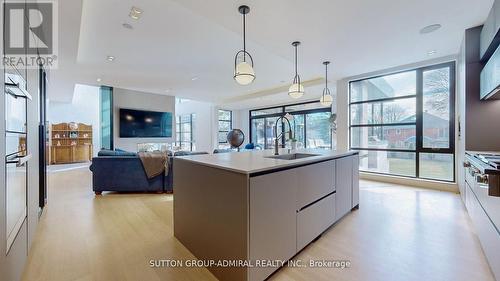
[348,61,456,182]
[175,113,195,151]
[249,100,333,149]
[218,109,232,148]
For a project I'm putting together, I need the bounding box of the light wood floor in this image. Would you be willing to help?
[21,168,495,281]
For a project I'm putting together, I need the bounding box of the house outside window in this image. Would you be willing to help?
[349,62,455,182]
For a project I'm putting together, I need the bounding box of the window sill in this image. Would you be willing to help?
[360,172,458,193]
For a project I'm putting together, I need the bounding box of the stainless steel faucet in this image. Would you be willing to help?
[274,114,293,155]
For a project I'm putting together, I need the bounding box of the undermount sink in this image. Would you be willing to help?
[265,153,319,160]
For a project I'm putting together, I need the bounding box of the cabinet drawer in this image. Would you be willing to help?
[297,160,335,209]
[297,193,335,251]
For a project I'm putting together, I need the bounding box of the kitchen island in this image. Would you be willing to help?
[173,149,359,281]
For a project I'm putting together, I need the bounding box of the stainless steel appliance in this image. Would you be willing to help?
[464,151,500,197]
[4,71,31,253]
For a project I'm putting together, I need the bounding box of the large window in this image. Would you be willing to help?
[349,62,455,182]
[218,110,232,149]
[175,114,195,151]
[250,101,332,150]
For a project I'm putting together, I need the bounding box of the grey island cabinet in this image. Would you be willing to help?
[173,149,359,281]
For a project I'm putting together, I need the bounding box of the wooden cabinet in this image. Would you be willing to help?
[335,156,354,221]
[249,169,298,281]
[50,123,93,164]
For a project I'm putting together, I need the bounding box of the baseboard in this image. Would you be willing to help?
[360,172,459,193]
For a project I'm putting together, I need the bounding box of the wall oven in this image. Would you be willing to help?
[4,71,31,253]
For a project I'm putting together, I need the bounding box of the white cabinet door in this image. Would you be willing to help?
[297,160,335,209]
[249,169,298,281]
[466,184,500,280]
[335,156,353,221]
[297,193,335,251]
[352,155,359,208]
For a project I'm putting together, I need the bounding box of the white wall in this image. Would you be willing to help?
[113,88,175,152]
[232,109,250,146]
[48,84,100,156]
[176,100,217,153]
[175,101,254,152]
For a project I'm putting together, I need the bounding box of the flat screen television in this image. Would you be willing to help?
[119,108,172,138]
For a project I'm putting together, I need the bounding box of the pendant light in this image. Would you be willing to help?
[234,5,255,85]
[319,61,333,107]
[289,41,304,99]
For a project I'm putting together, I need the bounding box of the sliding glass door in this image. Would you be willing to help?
[349,62,455,182]
[250,101,332,150]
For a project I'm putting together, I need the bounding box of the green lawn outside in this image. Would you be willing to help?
[388,158,453,181]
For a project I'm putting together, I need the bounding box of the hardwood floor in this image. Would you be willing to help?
[21,168,494,281]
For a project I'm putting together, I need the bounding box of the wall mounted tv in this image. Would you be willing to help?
[119,108,173,138]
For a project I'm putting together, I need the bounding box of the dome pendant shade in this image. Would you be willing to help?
[234,5,255,85]
[289,41,304,99]
[320,93,333,106]
[234,61,255,85]
[319,61,333,106]
[289,83,304,99]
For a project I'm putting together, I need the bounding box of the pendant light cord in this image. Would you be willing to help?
[294,45,298,76]
[243,12,246,61]
[325,63,328,90]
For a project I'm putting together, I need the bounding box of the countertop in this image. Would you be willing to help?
[174,148,359,174]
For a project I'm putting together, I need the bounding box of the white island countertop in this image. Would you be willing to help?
[174,149,359,175]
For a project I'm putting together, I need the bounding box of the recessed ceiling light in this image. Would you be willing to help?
[106,56,115,62]
[97,78,102,82]
[131,6,142,14]
[165,89,171,93]
[122,23,133,29]
[191,76,199,81]
[427,50,437,56]
[129,6,143,20]
[420,24,441,34]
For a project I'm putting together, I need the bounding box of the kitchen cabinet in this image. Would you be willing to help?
[336,156,354,221]
[175,150,359,281]
[465,183,500,280]
[297,193,336,251]
[296,160,335,209]
[480,0,500,60]
[352,155,360,208]
[249,169,298,281]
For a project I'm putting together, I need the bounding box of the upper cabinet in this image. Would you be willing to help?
[480,45,500,100]
[480,0,500,61]
[479,0,500,100]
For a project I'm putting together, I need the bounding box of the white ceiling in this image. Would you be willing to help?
[50,0,493,108]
